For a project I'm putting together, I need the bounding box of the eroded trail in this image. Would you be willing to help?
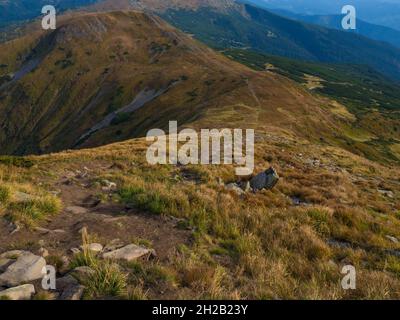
[0,161,192,261]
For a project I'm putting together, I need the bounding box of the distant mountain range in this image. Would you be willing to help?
[245,0,400,31]
[149,1,400,80]
[265,9,400,49]
[0,0,98,27]
[2,0,400,81]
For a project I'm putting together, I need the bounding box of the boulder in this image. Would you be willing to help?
[102,244,154,262]
[56,275,79,292]
[250,167,279,191]
[0,253,46,287]
[0,284,35,300]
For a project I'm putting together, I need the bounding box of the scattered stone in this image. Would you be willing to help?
[60,285,85,300]
[225,183,245,195]
[38,248,49,258]
[66,206,88,215]
[0,284,35,300]
[250,167,279,191]
[52,229,66,234]
[0,252,46,287]
[35,227,51,234]
[378,189,394,199]
[102,244,154,262]
[80,243,103,253]
[101,180,117,192]
[386,235,399,244]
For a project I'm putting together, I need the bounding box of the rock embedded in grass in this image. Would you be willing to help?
[250,167,280,191]
[0,284,35,300]
[102,244,154,262]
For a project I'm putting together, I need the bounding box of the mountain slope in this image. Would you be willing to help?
[0,10,345,156]
[93,0,400,80]
[267,9,400,48]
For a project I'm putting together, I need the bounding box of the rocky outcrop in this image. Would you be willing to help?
[0,252,46,287]
[250,167,279,191]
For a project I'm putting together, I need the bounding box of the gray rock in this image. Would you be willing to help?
[60,285,85,300]
[386,235,399,244]
[102,244,154,262]
[0,284,35,300]
[250,167,279,191]
[56,275,79,292]
[0,253,46,287]
[101,180,117,192]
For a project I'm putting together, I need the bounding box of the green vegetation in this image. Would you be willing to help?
[223,48,400,113]
[161,4,400,80]
[0,182,62,227]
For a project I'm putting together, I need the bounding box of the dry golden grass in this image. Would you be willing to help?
[1,133,399,299]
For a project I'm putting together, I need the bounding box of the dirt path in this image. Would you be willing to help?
[0,162,192,262]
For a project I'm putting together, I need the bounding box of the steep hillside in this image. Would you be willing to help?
[0,10,350,156]
[0,128,400,299]
[93,0,400,80]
